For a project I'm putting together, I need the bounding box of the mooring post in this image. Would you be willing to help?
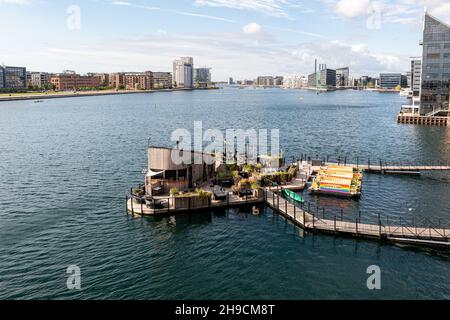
[125,194,128,214]
[323,208,325,219]
[368,158,371,170]
[344,156,347,166]
[141,200,143,214]
[358,210,361,222]
[334,215,336,231]
[285,199,287,214]
[303,210,306,225]
[356,218,358,234]
[131,196,134,215]
[340,208,343,221]
[308,202,310,213]
[312,213,315,229]
[356,157,359,168]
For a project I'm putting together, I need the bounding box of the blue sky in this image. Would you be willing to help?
[1,0,449,80]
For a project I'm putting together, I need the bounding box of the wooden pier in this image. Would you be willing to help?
[397,114,449,126]
[264,189,449,249]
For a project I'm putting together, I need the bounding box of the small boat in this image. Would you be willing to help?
[283,189,304,203]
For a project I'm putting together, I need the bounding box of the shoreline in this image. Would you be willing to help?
[0,87,218,102]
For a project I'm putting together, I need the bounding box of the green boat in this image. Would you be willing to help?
[283,189,304,203]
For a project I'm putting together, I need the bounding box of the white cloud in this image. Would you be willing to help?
[0,0,32,4]
[335,0,371,18]
[194,0,290,18]
[243,22,262,34]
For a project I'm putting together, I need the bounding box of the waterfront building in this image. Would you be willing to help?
[410,58,422,97]
[228,77,234,85]
[194,68,211,88]
[124,72,153,90]
[145,146,216,196]
[256,76,274,86]
[173,57,194,88]
[319,68,336,87]
[152,72,173,89]
[419,12,450,116]
[274,76,284,86]
[307,72,318,88]
[406,72,412,89]
[50,73,101,91]
[282,75,307,89]
[336,67,349,87]
[243,79,254,85]
[0,67,4,88]
[0,66,27,89]
[27,72,50,88]
[379,73,402,89]
[93,73,109,87]
[109,73,125,89]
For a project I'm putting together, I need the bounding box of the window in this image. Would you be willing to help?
[427,53,440,59]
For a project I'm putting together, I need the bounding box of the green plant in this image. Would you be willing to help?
[251,181,261,190]
[196,188,212,199]
[239,178,251,189]
[170,188,179,196]
[243,164,255,173]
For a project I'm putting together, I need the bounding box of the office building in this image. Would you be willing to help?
[379,73,402,89]
[194,68,211,88]
[109,73,125,89]
[0,66,27,89]
[173,57,194,88]
[336,67,349,87]
[419,12,450,116]
[152,72,173,89]
[319,68,336,87]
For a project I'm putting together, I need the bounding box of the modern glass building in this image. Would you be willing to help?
[0,66,26,89]
[419,12,450,116]
[193,68,211,88]
[336,67,349,87]
[379,73,402,89]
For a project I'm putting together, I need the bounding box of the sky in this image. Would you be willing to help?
[1,0,450,81]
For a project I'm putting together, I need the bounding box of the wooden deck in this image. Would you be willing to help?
[127,193,264,215]
[320,162,450,174]
[264,190,450,249]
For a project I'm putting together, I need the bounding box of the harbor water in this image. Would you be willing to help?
[0,88,449,299]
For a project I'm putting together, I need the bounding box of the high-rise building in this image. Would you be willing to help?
[152,72,173,89]
[410,58,422,97]
[419,12,450,116]
[194,68,211,88]
[336,67,349,87]
[173,57,194,88]
[274,76,284,86]
[379,73,402,89]
[1,66,27,89]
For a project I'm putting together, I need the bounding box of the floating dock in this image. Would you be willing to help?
[264,189,449,250]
